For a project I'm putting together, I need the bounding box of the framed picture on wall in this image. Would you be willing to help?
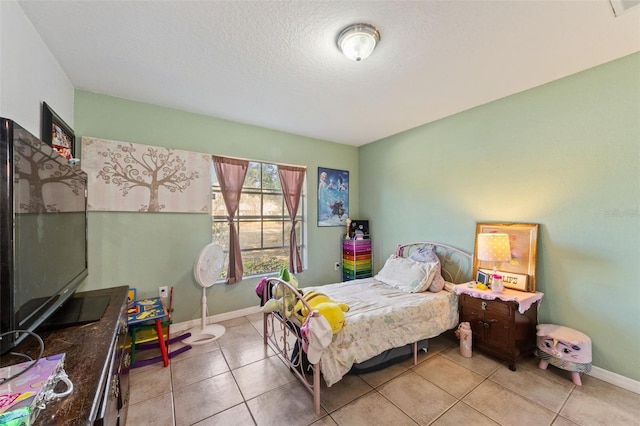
[472,222,539,292]
[42,102,75,161]
[317,167,349,227]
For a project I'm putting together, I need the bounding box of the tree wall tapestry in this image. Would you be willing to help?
[81,137,210,213]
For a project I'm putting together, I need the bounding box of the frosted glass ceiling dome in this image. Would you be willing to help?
[337,23,381,61]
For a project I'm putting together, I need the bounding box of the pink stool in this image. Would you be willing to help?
[535,324,592,386]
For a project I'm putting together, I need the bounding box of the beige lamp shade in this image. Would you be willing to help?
[477,233,512,262]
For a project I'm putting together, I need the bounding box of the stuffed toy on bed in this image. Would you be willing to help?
[261,266,300,317]
[293,290,331,323]
[313,301,349,334]
[293,290,349,334]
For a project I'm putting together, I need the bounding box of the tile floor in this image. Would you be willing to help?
[127,313,640,426]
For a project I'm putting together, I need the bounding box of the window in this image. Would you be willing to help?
[211,161,305,278]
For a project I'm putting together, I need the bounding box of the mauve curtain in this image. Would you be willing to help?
[278,165,306,273]
[212,155,248,284]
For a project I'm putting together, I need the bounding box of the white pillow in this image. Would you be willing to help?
[408,245,446,292]
[375,255,437,293]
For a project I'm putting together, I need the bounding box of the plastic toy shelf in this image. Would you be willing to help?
[342,239,372,281]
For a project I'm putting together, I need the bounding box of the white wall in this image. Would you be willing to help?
[0,0,73,135]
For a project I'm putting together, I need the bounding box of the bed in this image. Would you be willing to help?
[260,242,472,415]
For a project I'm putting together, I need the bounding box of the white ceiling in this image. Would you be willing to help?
[19,1,640,146]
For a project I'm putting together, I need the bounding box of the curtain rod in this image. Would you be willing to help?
[212,154,307,170]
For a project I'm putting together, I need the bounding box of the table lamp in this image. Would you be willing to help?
[476,233,512,277]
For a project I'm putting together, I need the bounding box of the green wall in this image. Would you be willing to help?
[359,53,640,380]
[76,53,639,381]
[74,91,358,324]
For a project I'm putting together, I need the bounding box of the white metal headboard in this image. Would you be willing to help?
[396,242,472,284]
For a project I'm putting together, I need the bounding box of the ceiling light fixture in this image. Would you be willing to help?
[337,23,380,62]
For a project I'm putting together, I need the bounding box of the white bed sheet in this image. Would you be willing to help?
[305,277,459,386]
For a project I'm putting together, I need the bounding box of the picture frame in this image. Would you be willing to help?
[472,222,539,292]
[349,219,369,239]
[317,167,349,227]
[42,102,75,161]
[475,270,490,285]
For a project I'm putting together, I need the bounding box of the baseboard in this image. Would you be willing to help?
[588,365,640,395]
[171,306,640,395]
[172,305,261,334]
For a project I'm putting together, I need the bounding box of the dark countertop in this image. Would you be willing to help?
[1,286,128,425]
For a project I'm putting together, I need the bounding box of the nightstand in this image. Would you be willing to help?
[454,284,543,371]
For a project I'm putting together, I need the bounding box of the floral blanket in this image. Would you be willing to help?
[305,278,458,386]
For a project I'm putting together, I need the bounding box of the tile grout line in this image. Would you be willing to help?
[553,384,578,425]
[137,318,639,426]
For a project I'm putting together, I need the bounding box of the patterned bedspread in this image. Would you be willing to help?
[305,277,459,386]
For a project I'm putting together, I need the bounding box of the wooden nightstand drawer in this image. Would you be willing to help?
[460,294,512,317]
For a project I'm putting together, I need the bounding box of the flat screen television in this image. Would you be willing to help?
[1,117,89,354]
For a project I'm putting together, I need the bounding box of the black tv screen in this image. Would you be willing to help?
[1,118,88,353]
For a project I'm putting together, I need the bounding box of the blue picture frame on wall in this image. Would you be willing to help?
[318,167,349,227]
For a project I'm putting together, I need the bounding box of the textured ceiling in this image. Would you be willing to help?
[19,1,640,146]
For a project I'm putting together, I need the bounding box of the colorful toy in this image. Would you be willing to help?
[312,301,349,334]
[291,289,349,334]
[535,323,592,386]
[293,290,333,323]
[261,267,299,317]
[0,353,71,425]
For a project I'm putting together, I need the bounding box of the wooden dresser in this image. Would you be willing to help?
[458,292,539,371]
[1,286,130,425]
